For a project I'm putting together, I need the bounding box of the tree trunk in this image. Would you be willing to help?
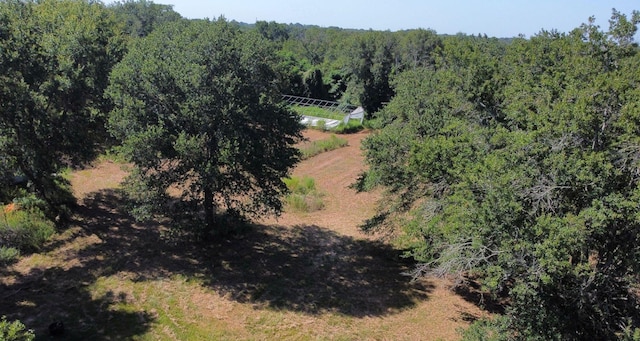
[203,187,215,232]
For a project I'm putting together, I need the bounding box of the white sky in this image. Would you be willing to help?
[105,0,640,38]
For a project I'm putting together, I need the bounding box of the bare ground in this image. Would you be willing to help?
[0,130,489,340]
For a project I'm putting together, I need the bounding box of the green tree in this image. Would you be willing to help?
[302,68,329,99]
[0,0,125,213]
[360,11,640,339]
[397,29,441,70]
[108,0,182,38]
[347,31,397,117]
[107,19,303,234]
[256,20,290,43]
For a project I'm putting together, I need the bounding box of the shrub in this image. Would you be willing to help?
[0,246,20,264]
[283,176,316,194]
[283,176,324,212]
[0,316,35,341]
[460,317,510,341]
[1,202,55,254]
[315,119,327,131]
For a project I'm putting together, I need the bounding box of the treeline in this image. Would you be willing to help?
[358,9,640,340]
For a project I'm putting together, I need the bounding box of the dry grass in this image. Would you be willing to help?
[0,130,491,340]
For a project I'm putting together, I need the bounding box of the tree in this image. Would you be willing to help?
[0,0,125,213]
[108,0,182,38]
[302,68,329,99]
[359,11,640,339]
[107,19,303,234]
[397,29,441,70]
[256,20,290,43]
[347,31,397,117]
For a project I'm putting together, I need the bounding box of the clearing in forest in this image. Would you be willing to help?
[0,129,490,340]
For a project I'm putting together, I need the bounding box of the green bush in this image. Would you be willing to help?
[461,317,510,341]
[283,176,324,212]
[0,316,34,341]
[283,176,316,194]
[1,202,55,254]
[315,119,327,131]
[0,246,20,264]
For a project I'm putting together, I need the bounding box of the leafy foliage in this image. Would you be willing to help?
[0,0,125,213]
[108,19,303,233]
[0,201,56,263]
[108,0,182,38]
[360,10,640,339]
[0,316,34,341]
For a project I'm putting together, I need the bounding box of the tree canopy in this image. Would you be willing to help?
[0,0,125,212]
[107,19,303,234]
[108,0,182,38]
[359,10,640,339]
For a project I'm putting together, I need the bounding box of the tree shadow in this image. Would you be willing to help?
[202,224,432,316]
[1,188,433,338]
[453,278,506,315]
[0,190,158,340]
[0,261,154,340]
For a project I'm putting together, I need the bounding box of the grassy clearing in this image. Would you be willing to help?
[1,133,484,340]
[299,134,348,160]
[283,176,324,212]
[291,105,347,121]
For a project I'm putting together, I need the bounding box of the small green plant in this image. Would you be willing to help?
[334,119,364,134]
[283,176,316,195]
[283,176,324,212]
[98,147,129,164]
[315,119,327,131]
[0,246,20,264]
[299,135,348,160]
[0,316,35,341]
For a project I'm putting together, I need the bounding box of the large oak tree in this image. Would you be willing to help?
[107,19,303,234]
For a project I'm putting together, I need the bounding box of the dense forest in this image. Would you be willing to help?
[2,0,640,339]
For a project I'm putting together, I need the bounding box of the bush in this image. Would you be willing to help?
[283,176,324,212]
[283,176,316,194]
[0,316,34,341]
[461,317,510,341]
[0,246,20,264]
[0,202,55,254]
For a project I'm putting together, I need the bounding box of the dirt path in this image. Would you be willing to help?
[261,129,381,237]
[0,129,489,340]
